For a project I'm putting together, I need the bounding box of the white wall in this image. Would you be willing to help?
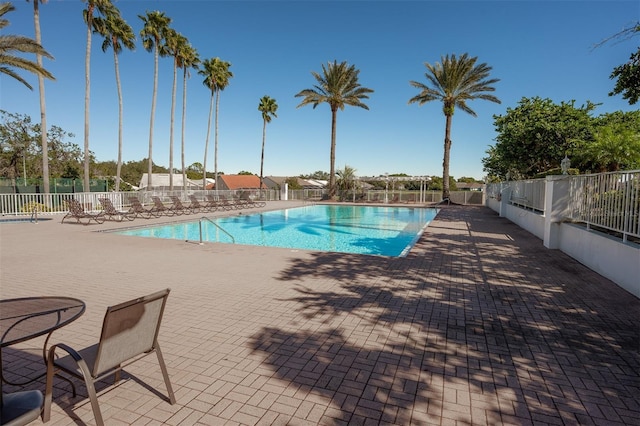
[559,224,640,298]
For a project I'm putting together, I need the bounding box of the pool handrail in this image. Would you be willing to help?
[198,217,235,245]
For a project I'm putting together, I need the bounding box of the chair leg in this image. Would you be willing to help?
[43,355,55,422]
[85,380,104,426]
[155,344,176,404]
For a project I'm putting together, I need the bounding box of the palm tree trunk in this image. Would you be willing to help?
[260,119,266,189]
[181,67,187,194]
[329,106,338,198]
[83,10,92,193]
[203,92,213,190]
[147,44,159,189]
[169,58,177,191]
[33,0,49,194]
[442,113,453,200]
[214,89,220,190]
[114,45,123,192]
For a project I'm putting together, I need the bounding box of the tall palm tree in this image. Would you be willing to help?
[95,7,134,192]
[27,0,51,193]
[139,10,171,190]
[177,42,199,193]
[257,95,278,191]
[164,28,186,191]
[82,0,113,193]
[295,60,373,198]
[199,57,233,190]
[0,3,53,88]
[409,53,500,199]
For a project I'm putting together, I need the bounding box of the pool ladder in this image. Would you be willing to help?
[197,217,235,245]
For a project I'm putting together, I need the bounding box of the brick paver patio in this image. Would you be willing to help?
[1,203,638,425]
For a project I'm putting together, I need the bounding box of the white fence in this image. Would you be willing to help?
[0,189,485,217]
[486,171,640,242]
[486,170,639,298]
[567,171,640,243]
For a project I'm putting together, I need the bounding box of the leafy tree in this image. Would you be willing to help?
[610,48,640,105]
[601,22,640,105]
[199,57,233,190]
[483,97,596,179]
[0,2,53,89]
[0,110,37,179]
[301,171,329,180]
[574,111,640,172]
[258,95,278,190]
[457,176,477,183]
[139,10,171,189]
[285,176,302,190]
[237,170,253,175]
[0,110,84,181]
[409,53,500,199]
[295,60,374,198]
[94,6,135,192]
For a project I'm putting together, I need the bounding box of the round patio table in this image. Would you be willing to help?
[1,296,85,384]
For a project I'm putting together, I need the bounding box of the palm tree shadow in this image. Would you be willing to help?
[249,206,640,424]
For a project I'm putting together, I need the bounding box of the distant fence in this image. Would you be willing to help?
[0,189,485,216]
[0,177,108,194]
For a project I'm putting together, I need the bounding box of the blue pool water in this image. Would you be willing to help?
[114,205,438,257]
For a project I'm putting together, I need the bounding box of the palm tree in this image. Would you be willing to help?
[177,42,199,193]
[409,53,500,199]
[164,28,183,191]
[27,0,50,193]
[336,164,358,193]
[295,60,373,198]
[257,95,278,191]
[95,7,134,192]
[0,2,53,88]
[82,0,113,193]
[199,57,233,190]
[139,10,171,190]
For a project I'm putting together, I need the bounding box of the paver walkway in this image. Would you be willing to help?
[1,204,638,425]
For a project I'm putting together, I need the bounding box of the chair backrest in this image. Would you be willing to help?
[128,197,145,212]
[98,198,117,214]
[66,199,85,215]
[92,289,170,377]
[151,196,165,209]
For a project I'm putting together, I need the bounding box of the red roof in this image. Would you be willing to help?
[219,175,267,190]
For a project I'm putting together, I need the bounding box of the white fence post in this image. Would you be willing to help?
[543,175,571,249]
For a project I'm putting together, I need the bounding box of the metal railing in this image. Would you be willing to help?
[566,170,640,242]
[195,217,235,245]
[486,180,545,212]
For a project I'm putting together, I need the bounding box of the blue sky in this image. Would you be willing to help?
[1,0,638,180]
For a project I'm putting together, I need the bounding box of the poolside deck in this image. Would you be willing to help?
[1,203,638,425]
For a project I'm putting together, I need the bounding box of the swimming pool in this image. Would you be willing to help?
[114,205,439,257]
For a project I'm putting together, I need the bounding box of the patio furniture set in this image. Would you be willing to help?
[1,290,175,426]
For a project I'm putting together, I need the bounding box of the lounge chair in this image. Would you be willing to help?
[208,194,236,210]
[168,195,192,215]
[98,198,135,222]
[43,289,176,426]
[238,191,266,208]
[61,199,105,225]
[127,196,159,219]
[188,195,210,213]
[150,196,175,216]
